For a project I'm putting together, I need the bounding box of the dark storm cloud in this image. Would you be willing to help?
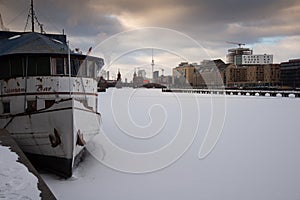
[1,0,299,39]
[85,0,300,46]
[91,0,298,25]
[0,0,124,36]
[1,0,299,62]
[105,0,300,43]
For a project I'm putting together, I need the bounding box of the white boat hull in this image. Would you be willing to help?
[0,98,100,177]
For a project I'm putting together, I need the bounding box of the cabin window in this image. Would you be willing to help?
[27,56,50,76]
[95,59,103,76]
[79,60,87,77]
[0,56,51,78]
[71,59,80,76]
[36,57,50,75]
[56,58,65,75]
[65,60,70,75]
[28,57,37,76]
[70,58,99,77]
[10,57,24,77]
[26,100,37,112]
[65,59,74,75]
[2,102,10,114]
[87,60,95,78]
[51,57,65,75]
[0,57,10,79]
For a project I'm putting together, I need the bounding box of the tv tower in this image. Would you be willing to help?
[151,49,154,82]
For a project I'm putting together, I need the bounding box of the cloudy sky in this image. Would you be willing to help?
[1,0,300,79]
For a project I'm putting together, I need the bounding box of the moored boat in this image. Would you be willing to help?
[0,4,103,177]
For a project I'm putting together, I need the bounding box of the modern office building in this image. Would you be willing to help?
[153,71,159,79]
[137,69,146,78]
[225,64,248,87]
[225,64,280,87]
[236,54,273,65]
[280,59,300,88]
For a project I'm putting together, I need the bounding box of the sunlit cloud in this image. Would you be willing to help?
[1,0,300,80]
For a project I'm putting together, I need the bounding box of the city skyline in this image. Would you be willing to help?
[1,0,300,80]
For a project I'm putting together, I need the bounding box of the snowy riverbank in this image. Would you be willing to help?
[0,145,41,199]
[41,88,300,199]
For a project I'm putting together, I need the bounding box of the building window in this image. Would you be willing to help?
[2,102,10,114]
[26,100,37,112]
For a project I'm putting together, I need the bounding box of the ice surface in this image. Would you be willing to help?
[0,145,41,200]
[42,88,300,200]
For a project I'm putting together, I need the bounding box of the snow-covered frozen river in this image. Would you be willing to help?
[0,145,40,199]
[42,88,300,200]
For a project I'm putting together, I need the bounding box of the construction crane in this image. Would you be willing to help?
[226,41,245,48]
[0,13,9,31]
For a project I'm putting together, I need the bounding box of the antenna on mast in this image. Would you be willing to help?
[31,0,34,32]
[24,0,45,33]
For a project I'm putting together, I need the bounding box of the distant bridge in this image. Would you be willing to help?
[162,88,300,98]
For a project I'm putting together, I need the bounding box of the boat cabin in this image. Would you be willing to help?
[0,31,103,115]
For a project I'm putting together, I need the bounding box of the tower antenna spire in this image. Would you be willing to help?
[151,48,154,82]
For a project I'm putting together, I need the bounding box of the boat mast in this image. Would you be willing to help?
[24,0,45,33]
[31,0,34,32]
[67,41,72,98]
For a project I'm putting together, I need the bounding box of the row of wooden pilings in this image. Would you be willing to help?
[162,88,300,98]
